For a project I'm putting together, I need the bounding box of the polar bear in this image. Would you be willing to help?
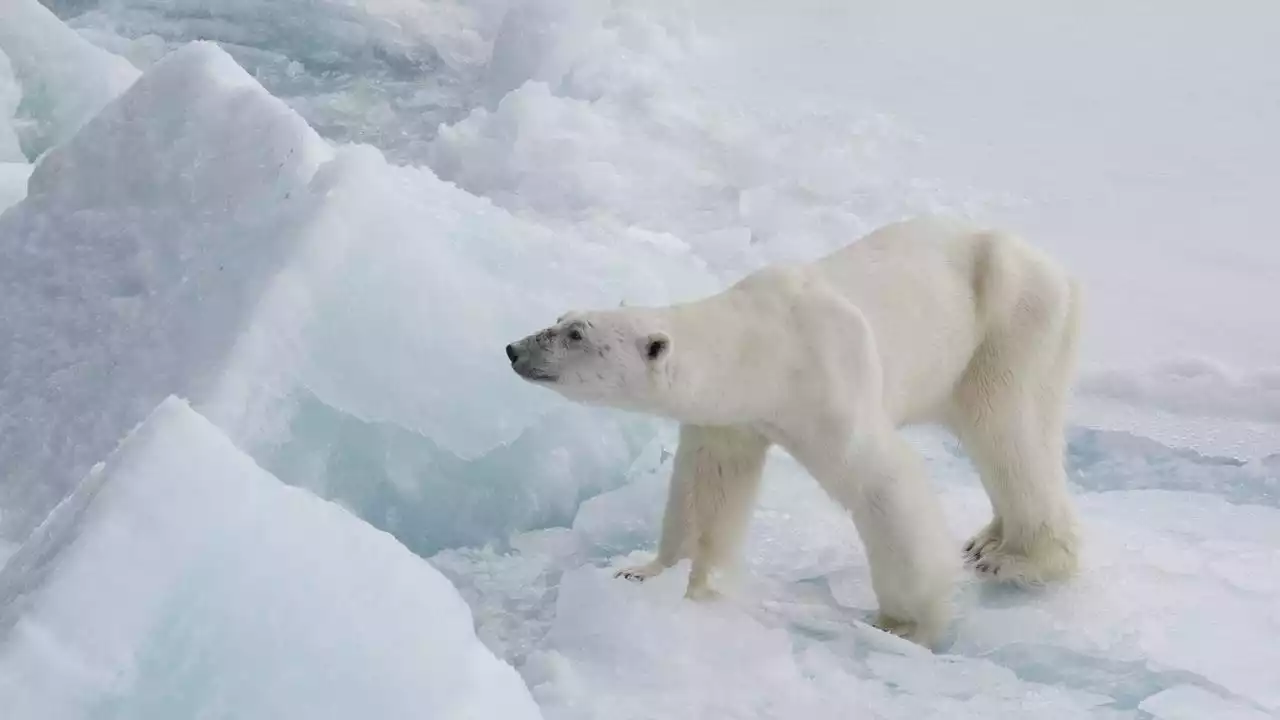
[504,216,1082,648]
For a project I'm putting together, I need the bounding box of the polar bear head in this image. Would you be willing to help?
[505,309,673,411]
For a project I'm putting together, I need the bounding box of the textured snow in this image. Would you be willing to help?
[61,0,501,163]
[0,396,542,720]
[2,0,1279,718]
[424,30,979,279]
[1079,358,1280,425]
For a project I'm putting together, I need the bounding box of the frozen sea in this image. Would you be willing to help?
[1,0,1278,718]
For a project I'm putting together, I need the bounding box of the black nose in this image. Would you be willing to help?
[505,343,519,362]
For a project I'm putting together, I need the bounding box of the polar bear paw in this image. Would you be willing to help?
[871,610,946,648]
[964,520,1079,587]
[970,549,1042,584]
[614,559,667,583]
[872,613,918,639]
[963,519,1045,584]
[962,518,1002,566]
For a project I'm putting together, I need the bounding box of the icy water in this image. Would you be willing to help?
[1,0,1278,718]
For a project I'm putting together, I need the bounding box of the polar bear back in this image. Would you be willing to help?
[809,216,1068,425]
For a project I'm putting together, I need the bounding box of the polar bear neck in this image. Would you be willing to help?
[644,295,779,426]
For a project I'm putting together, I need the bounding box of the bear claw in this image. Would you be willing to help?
[614,561,666,583]
[963,539,998,566]
[963,522,1003,567]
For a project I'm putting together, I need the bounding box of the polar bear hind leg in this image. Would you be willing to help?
[951,251,1082,587]
[781,418,957,648]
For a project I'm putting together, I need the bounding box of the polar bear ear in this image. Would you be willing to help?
[643,332,671,363]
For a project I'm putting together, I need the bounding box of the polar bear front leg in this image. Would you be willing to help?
[684,426,770,601]
[614,434,695,583]
[615,424,770,596]
[788,425,958,649]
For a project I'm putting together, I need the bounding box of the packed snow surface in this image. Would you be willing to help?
[1,0,1278,718]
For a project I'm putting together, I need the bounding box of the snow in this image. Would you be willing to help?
[1079,358,1280,425]
[60,0,500,163]
[2,0,1279,717]
[0,396,542,720]
[679,0,1280,369]
[424,23,977,279]
[437,428,1280,718]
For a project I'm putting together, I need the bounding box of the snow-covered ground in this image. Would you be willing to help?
[1,0,1277,717]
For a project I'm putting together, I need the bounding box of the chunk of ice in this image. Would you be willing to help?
[0,40,331,543]
[0,0,139,159]
[0,162,30,213]
[0,396,543,720]
[239,143,713,462]
[0,33,717,557]
[0,48,22,163]
[204,135,717,553]
[1139,685,1272,720]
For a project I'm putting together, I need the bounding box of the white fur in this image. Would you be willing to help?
[507,215,1083,649]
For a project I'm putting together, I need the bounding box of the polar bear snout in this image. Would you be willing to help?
[505,336,559,382]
